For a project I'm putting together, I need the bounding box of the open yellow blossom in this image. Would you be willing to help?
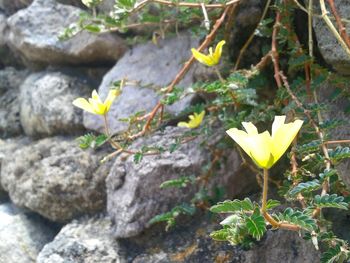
[191,40,225,67]
[226,116,303,169]
[73,89,120,115]
[178,111,205,129]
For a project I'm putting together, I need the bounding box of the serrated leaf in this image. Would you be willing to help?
[210,198,254,213]
[246,210,266,240]
[210,229,230,241]
[275,208,317,232]
[314,194,348,210]
[288,180,321,197]
[266,199,281,210]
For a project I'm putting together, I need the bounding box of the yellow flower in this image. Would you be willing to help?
[178,111,205,129]
[191,40,225,67]
[72,89,120,115]
[226,116,303,169]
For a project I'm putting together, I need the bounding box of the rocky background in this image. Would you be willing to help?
[0,0,349,262]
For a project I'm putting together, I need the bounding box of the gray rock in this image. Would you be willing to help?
[0,13,6,47]
[0,0,33,15]
[1,136,112,222]
[319,80,350,188]
[0,67,28,138]
[107,126,255,238]
[37,217,125,263]
[84,33,200,134]
[0,202,56,263]
[6,0,127,68]
[313,1,350,75]
[19,71,92,137]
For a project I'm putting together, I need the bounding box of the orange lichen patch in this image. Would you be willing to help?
[169,243,197,262]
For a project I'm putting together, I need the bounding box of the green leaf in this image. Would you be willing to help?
[160,176,195,189]
[84,24,101,33]
[321,245,348,263]
[133,152,143,164]
[319,169,337,182]
[210,198,254,213]
[76,133,107,149]
[288,179,321,197]
[275,208,317,232]
[210,229,230,241]
[265,199,281,210]
[314,194,348,210]
[328,146,350,163]
[246,210,266,240]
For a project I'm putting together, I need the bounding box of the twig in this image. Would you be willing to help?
[326,0,350,49]
[325,139,350,145]
[234,0,272,70]
[319,0,350,58]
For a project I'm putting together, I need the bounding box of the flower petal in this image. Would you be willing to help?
[226,128,252,157]
[248,131,274,169]
[72,98,96,114]
[191,48,216,66]
[88,98,106,115]
[104,89,120,112]
[271,119,303,163]
[213,40,225,64]
[242,122,258,135]
[272,115,286,137]
[91,90,103,104]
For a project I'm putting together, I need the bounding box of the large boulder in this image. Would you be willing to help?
[83,33,201,134]
[313,1,350,75]
[1,136,113,222]
[0,202,56,263]
[0,67,28,137]
[6,0,127,68]
[19,71,91,137]
[107,126,256,238]
[37,217,124,263]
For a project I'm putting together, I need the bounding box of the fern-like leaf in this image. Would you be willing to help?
[210,198,254,213]
[314,194,348,210]
[288,180,321,197]
[246,210,266,240]
[321,245,348,263]
[274,208,316,232]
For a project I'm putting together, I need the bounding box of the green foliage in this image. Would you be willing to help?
[149,203,196,231]
[76,133,108,149]
[321,245,349,263]
[328,146,350,163]
[274,208,316,232]
[288,180,321,197]
[313,194,348,210]
[265,199,281,210]
[246,209,266,241]
[210,198,254,213]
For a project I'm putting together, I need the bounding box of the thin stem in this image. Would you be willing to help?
[103,114,123,150]
[214,66,225,83]
[261,168,269,212]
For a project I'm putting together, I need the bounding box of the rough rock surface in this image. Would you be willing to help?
[313,0,350,75]
[0,202,56,263]
[0,12,6,47]
[319,81,350,188]
[120,214,320,263]
[0,68,28,137]
[107,126,256,238]
[6,0,127,67]
[37,217,124,263]
[19,71,91,137]
[1,136,112,222]
[84,33,200,134]
[0,0,33,15]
